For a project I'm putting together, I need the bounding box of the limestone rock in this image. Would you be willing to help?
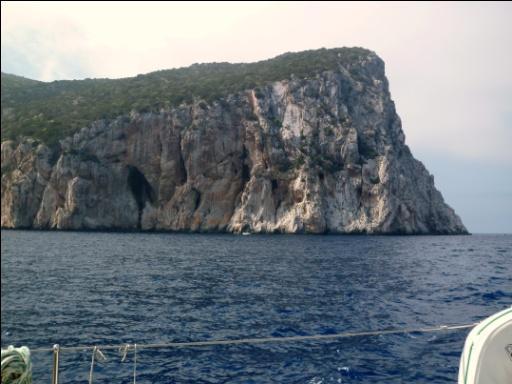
[1,52,467,234]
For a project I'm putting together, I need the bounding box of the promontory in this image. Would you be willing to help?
[1,48,467,234]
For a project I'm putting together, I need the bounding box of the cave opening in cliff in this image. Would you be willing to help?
[127,165,155,211]
[240,146,251,185]
[242,163,250,184]
[192,187,201,211]
[271,179,278,192]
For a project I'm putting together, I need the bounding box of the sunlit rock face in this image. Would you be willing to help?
[1,52,467,234]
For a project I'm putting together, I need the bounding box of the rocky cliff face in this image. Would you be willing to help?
[1,52,467,234]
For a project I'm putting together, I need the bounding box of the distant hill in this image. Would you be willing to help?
[1,47,371,144]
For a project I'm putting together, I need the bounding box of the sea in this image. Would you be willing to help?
[1,231,511,383]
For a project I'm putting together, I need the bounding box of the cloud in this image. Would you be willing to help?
[1,9,93,80]
[1,2,511,164]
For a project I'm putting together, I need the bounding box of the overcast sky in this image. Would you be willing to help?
[2,1,511,233]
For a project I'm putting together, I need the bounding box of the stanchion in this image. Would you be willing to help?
[51,344,60,384]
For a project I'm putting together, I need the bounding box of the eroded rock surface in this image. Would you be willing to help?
[1,52,467,234]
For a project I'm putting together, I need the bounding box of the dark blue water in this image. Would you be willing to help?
[1,231,511,383]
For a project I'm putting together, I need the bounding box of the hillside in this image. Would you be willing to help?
[1,47,371,144]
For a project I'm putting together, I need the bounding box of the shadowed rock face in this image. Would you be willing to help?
[0,52,467,234]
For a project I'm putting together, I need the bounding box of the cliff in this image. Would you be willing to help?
[0,48,467,234]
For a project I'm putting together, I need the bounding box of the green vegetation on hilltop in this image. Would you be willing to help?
[1,47,372,144]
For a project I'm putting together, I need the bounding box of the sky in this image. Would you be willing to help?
[1,1,511,233]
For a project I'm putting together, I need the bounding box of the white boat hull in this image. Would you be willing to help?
[458,307,512,384]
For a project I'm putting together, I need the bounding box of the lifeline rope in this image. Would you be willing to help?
[25,322,478,353]
[3,323,477,384]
